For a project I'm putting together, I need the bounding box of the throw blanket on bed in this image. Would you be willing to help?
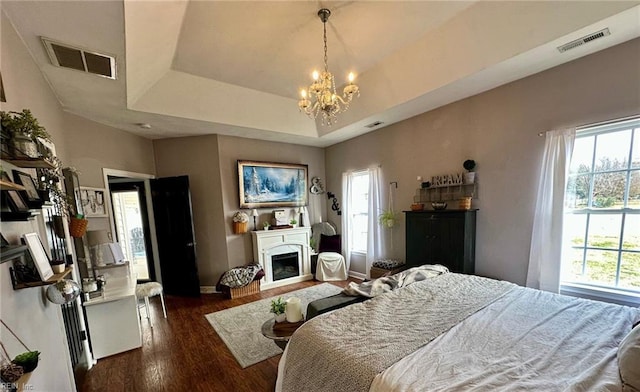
[342,264,449,297]
[280,274,516,392]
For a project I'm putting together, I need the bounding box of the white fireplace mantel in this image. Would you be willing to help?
[251,227,313,290]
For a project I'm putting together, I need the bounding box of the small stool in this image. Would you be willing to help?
[315,252,347,281]
[136,282,167,324]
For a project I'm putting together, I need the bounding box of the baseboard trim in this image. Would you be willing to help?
[348,271,366,281]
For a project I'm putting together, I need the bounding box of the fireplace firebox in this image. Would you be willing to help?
[271,252,299,281]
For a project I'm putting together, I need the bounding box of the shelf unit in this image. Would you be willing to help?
[10,267,73,290]
[0,179,26,191]
[1,152,55,169]
[413,182,477,203]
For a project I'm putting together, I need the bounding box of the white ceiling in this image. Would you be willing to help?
[2,1,640,147]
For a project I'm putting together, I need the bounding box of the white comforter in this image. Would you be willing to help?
[371,287,640,391]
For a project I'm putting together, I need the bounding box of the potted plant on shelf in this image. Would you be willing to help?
[463,159,476,184]
[232,211,249,234]
[290,218,297,228]
[270,297,287,322]
[263,221,270,231]
[0,109,52,159]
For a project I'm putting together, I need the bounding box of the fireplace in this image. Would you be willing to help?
[271,252,300,281]
[251,227,312,290]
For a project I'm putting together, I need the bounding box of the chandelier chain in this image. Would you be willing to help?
[323,20,328,72]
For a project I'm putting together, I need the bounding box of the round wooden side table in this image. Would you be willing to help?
[261,318,303,349]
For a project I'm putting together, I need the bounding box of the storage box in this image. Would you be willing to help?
[223,280,261,299]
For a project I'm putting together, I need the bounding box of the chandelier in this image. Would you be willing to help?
[298,9,360,126]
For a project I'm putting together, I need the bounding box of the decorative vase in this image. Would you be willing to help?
[274,313,286,323]
[233,221,248,234]
[463,172,476,184]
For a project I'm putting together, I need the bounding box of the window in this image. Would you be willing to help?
[348,171,370,253]
[562,117,640,298]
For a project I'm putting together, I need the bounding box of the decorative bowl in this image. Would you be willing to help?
[410,203,424,211]
[431,202,447,210]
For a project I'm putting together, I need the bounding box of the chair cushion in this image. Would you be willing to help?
[136,282,163,298]
[318,234,341,253]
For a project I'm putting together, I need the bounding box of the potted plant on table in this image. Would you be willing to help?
[270,297,287,322]
[290,219,297,228]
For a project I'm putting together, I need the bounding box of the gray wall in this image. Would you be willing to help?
[325,38,640,285]
[153,134,326,286]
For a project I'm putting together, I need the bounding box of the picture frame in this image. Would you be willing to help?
[238,160,308,208]
[6,190,29,212]
[23,232,54,281]
[12,170,43,208]
[76,186,107,217]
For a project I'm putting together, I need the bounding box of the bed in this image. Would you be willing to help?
[276,267,640,392]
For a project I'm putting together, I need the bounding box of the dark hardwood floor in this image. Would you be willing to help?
[81,279,357,392]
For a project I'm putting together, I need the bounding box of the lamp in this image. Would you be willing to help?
[298,9,360,126]
[87,230,125,266]
[252,209,259,230]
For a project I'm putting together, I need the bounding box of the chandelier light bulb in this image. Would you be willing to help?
[296,8,360,126]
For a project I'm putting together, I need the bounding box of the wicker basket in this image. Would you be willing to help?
[223,280,261,299]
[370,266,406,279]
[459,197,472,210]
[69,217,88,238]
[233,221,248,234]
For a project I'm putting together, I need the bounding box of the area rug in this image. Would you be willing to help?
[205,283,343,368]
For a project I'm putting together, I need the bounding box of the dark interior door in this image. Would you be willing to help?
[150,176,200,297]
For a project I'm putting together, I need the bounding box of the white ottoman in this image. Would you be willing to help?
[315,252,347,281]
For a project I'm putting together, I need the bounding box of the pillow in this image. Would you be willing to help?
[619,323,640,391]
[318,234,341,253]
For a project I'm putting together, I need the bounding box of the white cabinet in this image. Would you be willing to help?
[83,276,141,359]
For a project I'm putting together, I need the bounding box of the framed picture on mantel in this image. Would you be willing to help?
[238,160,308,209]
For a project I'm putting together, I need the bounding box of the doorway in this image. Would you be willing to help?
[109,180,155,281]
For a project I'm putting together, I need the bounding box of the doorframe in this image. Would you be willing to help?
[102,168,162,284]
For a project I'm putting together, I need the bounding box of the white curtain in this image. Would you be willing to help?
[366,166,385,278]
[526,127,576,293]
[341,171,352,271]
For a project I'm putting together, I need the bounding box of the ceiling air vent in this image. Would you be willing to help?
[41,37,116,79]
[557,28,610,53]
[365,121,384,128]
